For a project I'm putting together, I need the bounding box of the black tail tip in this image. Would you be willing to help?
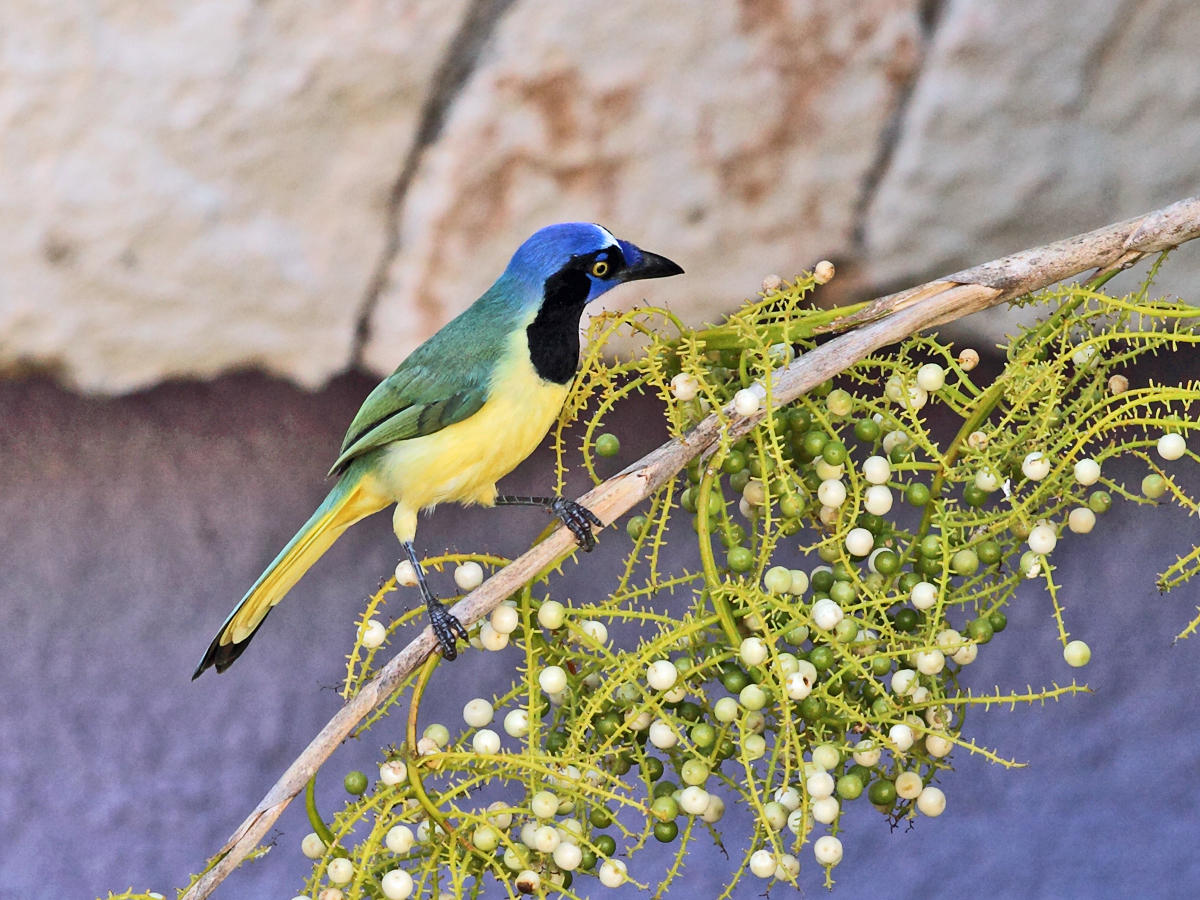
[191,636,251,679]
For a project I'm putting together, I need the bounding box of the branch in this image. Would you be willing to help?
[182,194,1200,899]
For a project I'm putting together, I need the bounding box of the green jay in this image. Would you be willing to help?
[193,223,683,677]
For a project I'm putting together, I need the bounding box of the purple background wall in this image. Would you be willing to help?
[1,370,1198,899]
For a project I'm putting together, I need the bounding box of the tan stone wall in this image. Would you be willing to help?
[3,0,1198,393]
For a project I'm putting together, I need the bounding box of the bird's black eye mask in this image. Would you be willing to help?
[580,245,626,281]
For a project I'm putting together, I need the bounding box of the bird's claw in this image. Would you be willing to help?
[428,602,468,660]
[550,497,603,551]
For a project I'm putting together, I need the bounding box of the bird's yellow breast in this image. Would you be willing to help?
[374,330,570,523]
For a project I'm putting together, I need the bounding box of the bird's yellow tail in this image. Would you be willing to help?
[193,472,387,677]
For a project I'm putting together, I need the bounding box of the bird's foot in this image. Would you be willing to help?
[550,497,603,551]
[426,598,468,660]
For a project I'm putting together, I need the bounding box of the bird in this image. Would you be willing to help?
[193,223,683,677]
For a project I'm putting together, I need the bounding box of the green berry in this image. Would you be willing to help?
[727,546,755,573]
[723,450,747,474]
[963,484,988,507]
[854,418,881,442]
[690,722,717,749]
[595,433,621,457]
[967,616,994,644]
[809,645,834,671]
[801,431,829,458]
[652,780,678,800]
[343,770,368,795]
[905,483,931,506]
[977,539,1001,565]
[626,515,649,541]
[868,779,897,806]
[836,774,864,800]
[893,608,919,632]
[594,834,617,857]
[1141,474,1167,499]
[951,548,979,575]
[650,795,679,821]
[653,820,679,843]
[822,440,848,465]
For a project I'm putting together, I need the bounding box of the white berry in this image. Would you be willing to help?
[381,869,414,900]
[648,719,678,749]
[301,832,325,859]
[702,793,726,823]
[472,729,500,755]
[379,759,407,786]
[1064,640,1091,667]
[890,668,917,696]
[679,785,710,815]
[462,698,494,728]
[503,709,529,737]
[811,597,844,631]
[327,858,354,884]
[538,665,568,694]
[916,785,947,817]
[852,739,880,766]
[489,604,519,635]
[914,649,944,675]
[537,600,566,629]
[478,621,509,651]
[910,581,937,610]
[862,455,891,485]
[890,771,920,800]
[785,670,814,701]
[1158,433,1187,460]
[394,560,418,587]
[813,835,843,866]
[647,659,679,691]
[739,637,768,667]
[453,561,484,591]
[812,796,839,824]
[579,619,608,645]
[845,527,874,556]
[817,478,847,508]
[1074,458,1101,485]
[671,373,699,401]
[806,771,834,798]
[733,388,761,416]
[385,825,413,854]
[1027,521,1057,555]
[1021,451,1051,480]
[889,722,915,751]
[864,484,893,515]
[530,789,558,818]
[598,858,627,887]
[1068,507,1096,534]
[749,849,776,878]
[553,841,583,871]
[362,619,387,648]
[916,363,945,392]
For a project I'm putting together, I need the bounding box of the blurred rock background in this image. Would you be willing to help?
[2,1,1199,898]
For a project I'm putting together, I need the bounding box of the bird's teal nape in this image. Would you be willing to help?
[193,223,683,677]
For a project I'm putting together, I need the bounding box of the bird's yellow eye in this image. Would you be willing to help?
[591,260,610,278]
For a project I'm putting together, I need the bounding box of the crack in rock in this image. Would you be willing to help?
[850,0,948,251]
[350,0,518,367]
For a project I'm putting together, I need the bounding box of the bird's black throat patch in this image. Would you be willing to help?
[527,267,589,384]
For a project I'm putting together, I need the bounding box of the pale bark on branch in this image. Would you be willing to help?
[182,195,1200,899]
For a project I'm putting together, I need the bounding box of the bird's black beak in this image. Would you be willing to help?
[617,240,685,282]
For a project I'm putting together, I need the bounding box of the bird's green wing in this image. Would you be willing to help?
[328,363,489,476]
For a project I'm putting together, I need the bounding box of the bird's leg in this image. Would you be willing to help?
[402,540,468,660]
[493,495,603,551]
